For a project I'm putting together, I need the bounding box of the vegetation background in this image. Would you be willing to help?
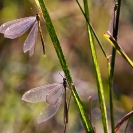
[0,0,133,132]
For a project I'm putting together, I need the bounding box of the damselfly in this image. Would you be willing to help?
[22,76,69,131]
[0,14,45,56]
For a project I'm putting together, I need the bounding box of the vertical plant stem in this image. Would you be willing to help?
[35,0,94,132]
[109,48,116,133]
[109,1,121,133]
[83,0,109,133]
[75,0,107,58]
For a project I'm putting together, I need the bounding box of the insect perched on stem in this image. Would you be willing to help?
[22,75,70,132]
[0,14,45,56]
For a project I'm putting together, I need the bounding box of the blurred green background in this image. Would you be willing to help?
[0,0,133,133]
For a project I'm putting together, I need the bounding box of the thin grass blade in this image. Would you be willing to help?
[35,0,93,132]
[37,96,62,123]
[114,111,133,133]
[104,32,133,68]
[107,3,119,133]
[75,0,107,58]
[83,0,108,132]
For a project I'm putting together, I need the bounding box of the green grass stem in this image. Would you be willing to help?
[75,0,107,58]
[83,0,109,133]
[35,0,94,132]
[107,1,121,133]
[104,32,133,68]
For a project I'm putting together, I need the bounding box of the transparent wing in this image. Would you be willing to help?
[108,11,116,36]
[29,44,35,57]
[46,84,64,105]
[23,21,38,54]
[22,83,59,103]
[4,17,36,39]
[37,96,62,124]
[0,17,34,34]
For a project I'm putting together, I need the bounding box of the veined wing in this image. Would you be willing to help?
[46,83,64,105]
[4,17,36,39]
[37,96,62,124]
[23,21,38,54]
[29,43,35,57]
[0,17,34,34]
[22,83,59,103]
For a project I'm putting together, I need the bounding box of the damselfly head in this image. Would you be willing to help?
[63,78,67,82]
[59,73,67,87]
[36,14,40,21]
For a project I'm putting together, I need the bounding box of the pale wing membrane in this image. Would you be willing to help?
[37,96,62,124]
[46,84,64,105]
[4,17,36,39]
[23,21,38,54]
[108,10,116,36]
[22,83,59,103]
[29,44,35,57]
[0,17,34,34]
